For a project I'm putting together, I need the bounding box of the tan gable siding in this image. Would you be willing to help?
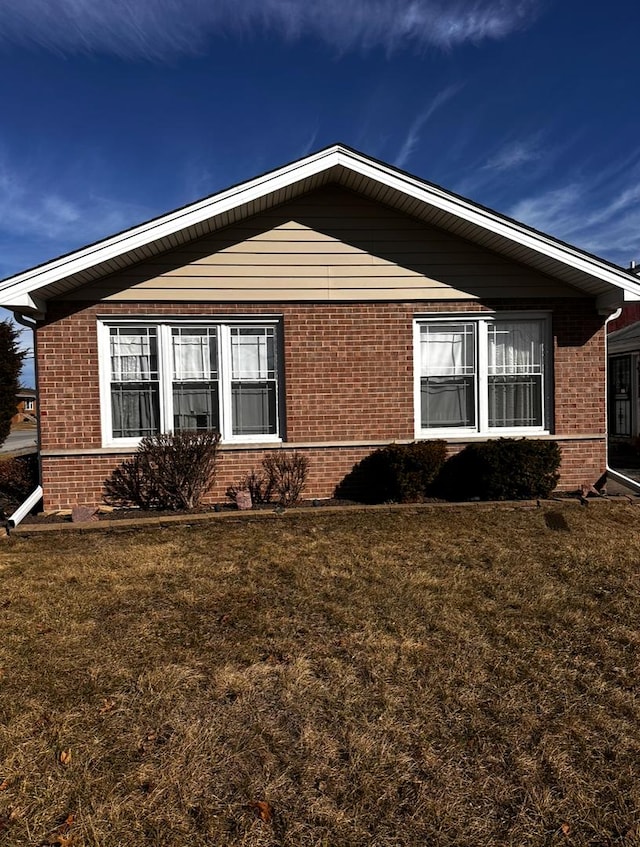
[60,186,584,303]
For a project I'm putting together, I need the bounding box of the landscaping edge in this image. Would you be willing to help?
[7,495,639,536]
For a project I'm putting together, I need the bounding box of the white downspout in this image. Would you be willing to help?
[7,485,43,530]
[604,308,640,492]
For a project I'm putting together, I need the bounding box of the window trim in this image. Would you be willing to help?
[97,318,283,449]
[413,312,553,439]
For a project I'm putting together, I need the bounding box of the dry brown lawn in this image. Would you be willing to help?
[0,505,639,846]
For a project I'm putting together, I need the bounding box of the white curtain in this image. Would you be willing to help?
[230,328,276,435]
[172,330,215,381]
[420,324,475,428]
[488,321,542,375]
[110,331,156,381]
[421,324,475,376]
[488,322,543,427]
[110,329,159,436]
[231,328,275,380]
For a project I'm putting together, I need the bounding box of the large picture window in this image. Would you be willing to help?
[415,315,550,436]
[100,320,281,446]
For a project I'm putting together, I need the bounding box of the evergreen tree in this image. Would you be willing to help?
[0,319,27,446]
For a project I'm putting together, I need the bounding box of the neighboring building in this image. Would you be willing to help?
[608,292,640,442]
[1,145,640,510]
[11,388,37,426]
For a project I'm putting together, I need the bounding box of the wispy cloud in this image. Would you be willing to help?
[395,84,463,168]
[508,157,640,266]
[0,0,542,59]
[449,132,577,207]
[483,137,543,172]
[0,155,151,279]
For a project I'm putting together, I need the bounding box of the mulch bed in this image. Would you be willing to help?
[20,497,365,525]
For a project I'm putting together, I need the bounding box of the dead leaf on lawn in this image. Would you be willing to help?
[99,698,116,714]
[42,834,74,847]
[0,778,10,790]
[561,822,571,835]
[249,800,273,824]
[41,812,76,846]
[58,750,72,766]
[0,808,22,833]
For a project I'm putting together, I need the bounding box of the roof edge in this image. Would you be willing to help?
[1,143,639,304]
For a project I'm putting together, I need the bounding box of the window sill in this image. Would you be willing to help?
[415,428,550,441]
[101,435,283,450]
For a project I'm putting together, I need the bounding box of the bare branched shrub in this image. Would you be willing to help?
[225,468,273,506]
[226,451,309,508]
[262,451,309,507]
[104,430,221,510]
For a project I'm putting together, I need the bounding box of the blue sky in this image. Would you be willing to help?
[1,0,639,387]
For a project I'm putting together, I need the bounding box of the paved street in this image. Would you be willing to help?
[0,427,38,454]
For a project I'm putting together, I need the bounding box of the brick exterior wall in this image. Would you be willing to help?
[37,298,607,509]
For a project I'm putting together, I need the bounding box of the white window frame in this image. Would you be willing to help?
[97,318,283,449]
[413,312,553,439]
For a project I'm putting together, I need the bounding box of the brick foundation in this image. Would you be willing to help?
[40,437,606,511]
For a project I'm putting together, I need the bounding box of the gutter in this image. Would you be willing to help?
[604,309,640,493]
[7,485,43,531]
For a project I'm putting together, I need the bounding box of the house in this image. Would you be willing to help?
[11,388,37,426]
[1,144,640,510]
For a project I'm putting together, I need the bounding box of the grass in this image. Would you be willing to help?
[0,505,639,846]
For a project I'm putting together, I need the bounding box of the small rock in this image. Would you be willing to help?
[236,491,252,511]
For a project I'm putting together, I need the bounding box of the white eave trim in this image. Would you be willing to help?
[1,144,639,305]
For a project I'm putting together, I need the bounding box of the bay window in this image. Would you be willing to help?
[100,320,281,447]
[415,315,550,436]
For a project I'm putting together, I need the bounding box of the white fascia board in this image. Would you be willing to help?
[2,143,639,303]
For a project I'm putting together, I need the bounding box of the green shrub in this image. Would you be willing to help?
[335,441,447,504]
[104,430,221,510]
[434,438,561,501]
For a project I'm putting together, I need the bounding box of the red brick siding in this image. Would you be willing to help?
[37,298,607,509]
[40,438,606,510]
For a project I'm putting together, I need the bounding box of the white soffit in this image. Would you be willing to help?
[1,144,639,310]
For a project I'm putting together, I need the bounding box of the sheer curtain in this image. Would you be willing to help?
[230,327,277,435]
[172,328,219,431]
[110,328,159,437]
[488,321,543,427]
[420,323,475,428]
